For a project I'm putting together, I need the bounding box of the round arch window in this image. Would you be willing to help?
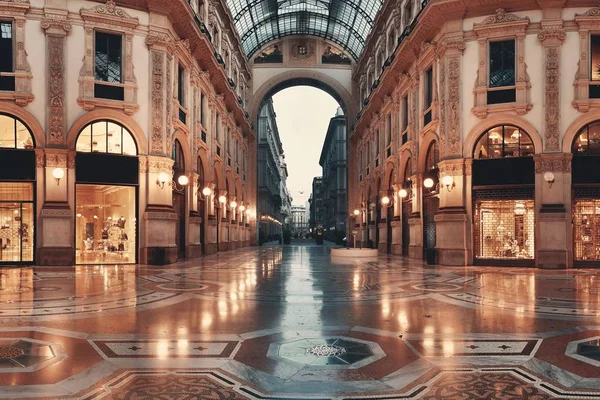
[0,114,34,149]
[424,141,438,171]
[572,121,600,155]
[76,120,137,155]
[474,125,533,159]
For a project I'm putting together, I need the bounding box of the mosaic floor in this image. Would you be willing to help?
[2,242,600,399]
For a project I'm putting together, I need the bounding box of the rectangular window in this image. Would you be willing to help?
[402,96,408,132]
[591,35,600,81]
[200,92,206,126]
[489,40,515,88]
[425,68,433,107]
[424,68,433,126]
[0,22,14,91]
[403,1,413,27]
[178,65,185,106]
[76,184,136,265]
[177,65,186,124]
[94,32,123,100]
[95,32,122,83]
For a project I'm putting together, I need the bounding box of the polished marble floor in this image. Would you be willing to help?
[2,242,600,399]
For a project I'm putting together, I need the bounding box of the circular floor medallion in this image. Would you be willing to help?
[306,344,346,357]
[157,282,207,291]
[412,283,462,292]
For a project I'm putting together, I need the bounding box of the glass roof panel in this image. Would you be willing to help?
[225,0,384,59]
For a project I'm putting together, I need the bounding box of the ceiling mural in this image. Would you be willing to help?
[224,0,384,59]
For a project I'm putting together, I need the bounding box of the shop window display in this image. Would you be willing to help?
[0,182,34,263]
[574,200,600,261]
[75,185,136,264]
[474,125,534,159]
[475,199,534,260]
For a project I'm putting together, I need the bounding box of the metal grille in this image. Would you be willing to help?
[474,187,534,200]
[423,195,438,250]
[474,199,534,261]
[573,199,600,261]
[402,200,411,255]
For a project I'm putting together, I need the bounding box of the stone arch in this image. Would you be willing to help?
[400,148,413,181]
[250,69,354,129]
[418,130,440,172]
[364,181,371,204]
[225,170,234,197]
[384,160,396,191]
[0,102,45,148]
[171,130,193,172]
[67,109,147,154]
[197,147,210,186]
[213,161,225,192]
[562,110,600,153]
[463,114,543,159]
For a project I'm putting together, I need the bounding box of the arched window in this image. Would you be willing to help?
[474,125,533,159]
[0,114,34,149]
[76,120,137,155]
[425,141,438,171]
[172,140,184,173]
[403,158,412,182]
[572,121,600,155]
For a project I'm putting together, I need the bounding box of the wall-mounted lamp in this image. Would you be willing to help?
[239,204,246,213]
[399,189,408,198]
[441,175,456,192]
[369,202,376,210]
[52,168,65,186]
[177,175,189,186]
[353,209,360,216]
[218,195,227,204]
[199,185,212,200]
[423,177,434,189]
[544,171,555,189]
[230,200,237,209]
[156,172,170,189]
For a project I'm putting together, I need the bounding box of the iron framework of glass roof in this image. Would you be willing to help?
[225,0,384,60]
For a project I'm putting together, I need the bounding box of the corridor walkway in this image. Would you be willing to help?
[1,244,600,399]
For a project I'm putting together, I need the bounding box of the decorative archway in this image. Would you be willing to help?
[67,109,147,154]
[250,70,354,129]
[171,130,192,172]
[464,114,542,159]
[0,102,44,148]
[418,131,440,173]
[563,109,600,153]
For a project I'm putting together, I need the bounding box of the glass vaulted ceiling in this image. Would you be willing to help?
[225,0,383,60]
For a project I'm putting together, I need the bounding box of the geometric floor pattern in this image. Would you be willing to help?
[2,241,600,399]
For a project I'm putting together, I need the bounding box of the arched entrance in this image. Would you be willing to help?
[0,113,37,264]
[172,139,186,260]
[401,157,412,256]
[422,141,439,263]
[74,120,139,265]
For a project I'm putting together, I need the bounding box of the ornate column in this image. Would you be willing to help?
[390,183,402,255]
[408,173,423,259]
[534,154,571,269]
[38,150,73,265]
[205,183,218,254]
[434,32,469,266]
[188,172,202,259]
[536,6,570,269]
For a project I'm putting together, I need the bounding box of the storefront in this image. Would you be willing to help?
[572,121,600,264]
[172,139,187,260]
[0,114,36,265]
[422,142,439,263]
[401,159,412,256]
[472,125,535,266]
[74,120,139,265]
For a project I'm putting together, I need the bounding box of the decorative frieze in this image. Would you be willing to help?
[534,154,572,173]
[147,156,174,173]
[45,152,67,168]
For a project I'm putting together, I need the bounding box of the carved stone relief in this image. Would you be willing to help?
[151,51,165,155]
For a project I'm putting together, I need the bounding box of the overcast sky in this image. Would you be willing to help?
[271,86,340,206]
